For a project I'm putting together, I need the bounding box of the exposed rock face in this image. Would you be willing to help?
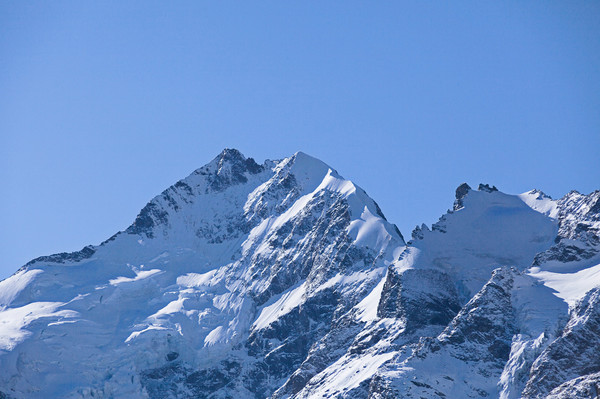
[523,287,600,398]
[377,267,460,332]
[0,150,598,399]
[0,150,403,399]
[478,183,499,193]
[532,190,600,269]
[24,245,96,266]
[545,372,600,399]
[376,268,519,399]
[453,182,471,210]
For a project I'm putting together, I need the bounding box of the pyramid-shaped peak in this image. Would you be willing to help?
[217,148,246,162]
[196,148,263,180]
[284,151,338,178]
[525,189,553,200]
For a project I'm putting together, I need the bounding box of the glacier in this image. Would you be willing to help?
[0,149,598,398]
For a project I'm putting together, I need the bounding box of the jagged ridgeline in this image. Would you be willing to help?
[0,149,598,399]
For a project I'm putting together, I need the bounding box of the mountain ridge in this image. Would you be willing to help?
[0,149,598,399]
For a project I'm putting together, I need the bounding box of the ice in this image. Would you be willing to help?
[252,281,307,330]
[410,189,558,298]
[109,268,163,285]
[530,263,600,307]
[518,190,559,218]
[0,149,596,399]
[298,351,397,398]
[0,302,78,351]
[0,269,43,309]
[354,273,387,322]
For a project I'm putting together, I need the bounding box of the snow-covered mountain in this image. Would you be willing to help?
[0,149,598,399]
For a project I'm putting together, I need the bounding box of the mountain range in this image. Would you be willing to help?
[1,149,598,398]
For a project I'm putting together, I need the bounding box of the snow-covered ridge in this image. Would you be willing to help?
[0,149,404,398]
[0,149,598,399]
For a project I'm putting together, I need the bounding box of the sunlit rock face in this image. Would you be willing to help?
[0,149,598,399]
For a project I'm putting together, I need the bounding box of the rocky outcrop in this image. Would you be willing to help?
[545,372,600,399]
[377,267,460,332]
[1,154,599,399]
[523,287,600,398]
[374,268,518,398]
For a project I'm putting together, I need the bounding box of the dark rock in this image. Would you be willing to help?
[478,183,498,193]
[25,245,96,266]
[377,268,461,332]
[207,149,265,192]
[522,288,600,398]
[126,202,169,238]
[454,182,471,210]
[410,223,428,242]
[546,372,600,399]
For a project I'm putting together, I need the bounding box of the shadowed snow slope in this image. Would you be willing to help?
[0,150,404,398]
[0,151,598,399]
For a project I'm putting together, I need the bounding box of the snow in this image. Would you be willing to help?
[0,302,78,351]
[287,151,334,194]
[499,333,548,399]
[317,169,357,198]
[0,269,43,309]
[409,189,558,298]
[300,351,397,397]
[243,166,402,268]
[530,263,600,307]
[251,266,387,331]
[348,206,391,249]
[109,268,163,285]
[519,190,559,218]
[0,149,596,399]
[176,270,218,288]
[125,325,168,343]
[204,325,228,346]
[511,273,568,336]
[354,273,387,322]
[317,268,386,294]
[252,281,307,330]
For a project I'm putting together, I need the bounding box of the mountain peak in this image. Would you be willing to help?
[286,151,335,179]
[2,151,599,399]
[453,183,500,211]
[218,147,245,161]
[200,149,264,192]
[526,188,553,200]
[454,182,472,210]
[212,148,263,174]
[478,183,499,193]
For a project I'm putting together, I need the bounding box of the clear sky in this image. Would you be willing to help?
[1,2,599,280]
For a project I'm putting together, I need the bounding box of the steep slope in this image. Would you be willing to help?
[288,184,599,399]
[522,287,600,398]
[0,149,404,398]
[365,268,567,399]
[0,151,598,399]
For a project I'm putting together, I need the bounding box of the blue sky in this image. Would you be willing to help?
[1,2,599,279]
